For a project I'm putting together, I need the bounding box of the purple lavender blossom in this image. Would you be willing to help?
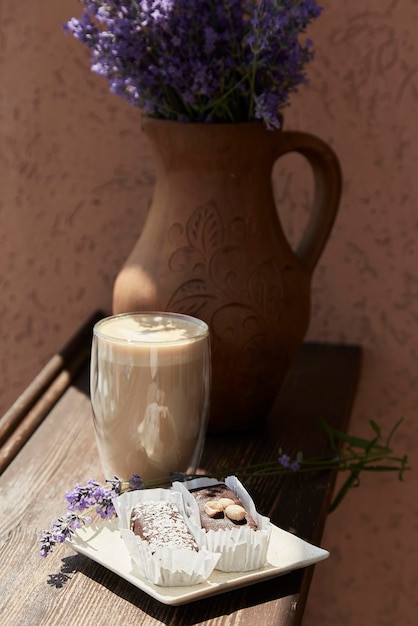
[65,479,101,512]
[278,453,300,471]
[94,486,117,519]
[52,513,85,541]
[128,473,144,490]
[63,0,322,128]
[169,471,188,482]
[278,453,291,468]
[40,512,87,557]
[40,530,55,557]
[105,476,123,493]
[41,474,144,556]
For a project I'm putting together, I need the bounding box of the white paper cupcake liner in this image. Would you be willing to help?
[112,488,220,587]
[173,475,272,572]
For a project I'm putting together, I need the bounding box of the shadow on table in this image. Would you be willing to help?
[64,552,306,624]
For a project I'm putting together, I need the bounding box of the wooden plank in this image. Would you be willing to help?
[0,341,361,626]
[0,311,104,474]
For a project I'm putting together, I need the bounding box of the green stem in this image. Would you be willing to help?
[329,470,361,513]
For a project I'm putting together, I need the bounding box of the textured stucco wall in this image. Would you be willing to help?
[287,2,418,623]
[1,1,416,624]
[0,0,155,408]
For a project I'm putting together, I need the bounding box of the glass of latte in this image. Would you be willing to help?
[90,312,211,481]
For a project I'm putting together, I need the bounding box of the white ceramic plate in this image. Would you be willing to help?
[67,518,329,606]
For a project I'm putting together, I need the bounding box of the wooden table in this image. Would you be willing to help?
[0,313,361,626]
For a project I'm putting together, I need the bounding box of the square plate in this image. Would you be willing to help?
[67,518,329,606]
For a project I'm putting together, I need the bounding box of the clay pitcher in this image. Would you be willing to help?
[113,118,341,433]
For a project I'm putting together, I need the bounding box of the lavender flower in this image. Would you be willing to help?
[40,474,144,556]
[65,479,101,511]
[64,0,322,128]
[278,450,301,471]
[95,487,117,519]
[168,471,188,482]
[278,453,291,468]
[128,473,144,489]
[105,476,123,494]
[40,512,87,557]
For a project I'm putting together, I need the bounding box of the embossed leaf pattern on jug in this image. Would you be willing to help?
[113,120,341,432]
[167,201,286,323]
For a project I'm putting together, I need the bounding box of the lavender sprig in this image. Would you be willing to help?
[40,473,145,557]
[63,0,322,129]
[40,418,410,557]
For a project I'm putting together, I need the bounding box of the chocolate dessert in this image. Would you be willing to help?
[130,501,199,552]
[190,483,259,531]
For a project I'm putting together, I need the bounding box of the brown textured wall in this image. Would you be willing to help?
[0,1,155,407]
[289,2,418,623]
[0,0,416,624]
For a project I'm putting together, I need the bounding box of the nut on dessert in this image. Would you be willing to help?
[224,504,246,521]
[217,497,235,508]
[204,500,225,517]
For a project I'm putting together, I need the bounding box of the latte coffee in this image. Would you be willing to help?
[90,312,211,481]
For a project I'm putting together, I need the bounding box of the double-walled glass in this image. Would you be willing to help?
[90,312,211,481]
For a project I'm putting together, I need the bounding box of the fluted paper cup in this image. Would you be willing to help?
[113,488,220,586]
[173,476,272,572]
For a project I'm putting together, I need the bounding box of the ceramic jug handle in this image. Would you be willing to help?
[277,130,342,273]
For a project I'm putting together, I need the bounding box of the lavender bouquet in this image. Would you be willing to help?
[65,0,322,128]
